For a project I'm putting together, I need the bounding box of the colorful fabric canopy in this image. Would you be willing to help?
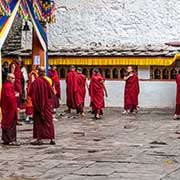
[0,0,56,23]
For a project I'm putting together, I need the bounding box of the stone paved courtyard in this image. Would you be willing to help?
[0,107,180,180]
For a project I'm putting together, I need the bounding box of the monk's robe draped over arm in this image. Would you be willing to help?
[29,77,54,121]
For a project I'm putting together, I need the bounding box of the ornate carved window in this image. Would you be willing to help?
[154,68,161,79]
[113,68,118,79]
[105,68,111,79]
[162,69,169,79]
[120,68,126,79]
[82,68,88,77]
[60,68,66,78]
[170,68,177,79]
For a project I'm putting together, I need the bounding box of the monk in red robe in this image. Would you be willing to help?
[174,73,180,120]
[65,65,78,113]
[1,73,19,145]
[75,67,87,116]
[9,58,23,110]
[123,66,140,114]
[25,67,39,123]
[29,66,55,145]
[90,68,108,119]
[89,69,96,113]
[49,65,61,109]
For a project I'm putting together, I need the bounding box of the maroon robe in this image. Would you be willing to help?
[1,81,17,143]
[175,74,180,114]
[9,61,23,93]
[29,76,55,140]
[90,73,105,115]
[75,73,86,113]
[124,73,139,111]
[66,69,78,109]
[49,69,61,108]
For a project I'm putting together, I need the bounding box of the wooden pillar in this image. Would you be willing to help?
[32,23,47,70]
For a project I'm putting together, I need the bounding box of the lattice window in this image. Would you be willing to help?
[154,68,161,79]
[82,68,88,77]
[120,68,126,79]
[171,68,177,79]
[105,68,111,79]
[113,68,118,79]
[162,69,169,79]
[60,68,66,78]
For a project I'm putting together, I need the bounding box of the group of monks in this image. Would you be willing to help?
[65,66,108,119]
[0,60,153,146]
[1,62,57,145]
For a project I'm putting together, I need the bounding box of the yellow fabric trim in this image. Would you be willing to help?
[44,76,52,86]
[2,56,176,66]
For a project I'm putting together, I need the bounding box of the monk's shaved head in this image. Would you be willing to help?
[7,73,15,83]
[38,66,46,76]
[127,66,133,73]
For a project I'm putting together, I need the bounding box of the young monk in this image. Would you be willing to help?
[90,68,108,119]
[123,66,140,114]
[25,66,39,123]
[75,67,87,116]
[65,65,78,113]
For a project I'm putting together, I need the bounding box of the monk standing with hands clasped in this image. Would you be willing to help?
[123,66,140,114]
[1,73,20,145]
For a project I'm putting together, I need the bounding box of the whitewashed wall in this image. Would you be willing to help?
[22,0,180,51]
[60,80,176,108]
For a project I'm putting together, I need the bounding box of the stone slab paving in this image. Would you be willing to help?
[0,107,180,180]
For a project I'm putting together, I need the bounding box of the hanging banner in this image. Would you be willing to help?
[33,0,56,23]
[0,0,11,16]
[0,0,20,49]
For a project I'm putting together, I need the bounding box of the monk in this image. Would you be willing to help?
[25,67,39,123]
[123,66,140,114]
[75,67,87,116]
[90,68,108,119]
[65,65,78,113]
[29,66,55,145]
[89,69,96,113]
[174,72,180,120]
[49,65,61,108]
[1,73,19,145]
[9,57,23,109]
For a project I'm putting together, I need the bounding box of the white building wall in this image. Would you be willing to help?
[60,80,176,108]
[22,0,180,51]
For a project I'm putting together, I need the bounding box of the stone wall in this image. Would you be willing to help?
[21,0,180,52]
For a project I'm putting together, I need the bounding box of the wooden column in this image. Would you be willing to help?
[32,23,47,70]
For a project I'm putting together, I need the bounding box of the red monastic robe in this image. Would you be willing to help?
[26,71,39,115]
[66,69,78,109]
[124,73,139,109]
[175,74,180,114]
[1,81,17,129]
[90,73,105,113]
[49,69,61,98]
[10,61,23,93]
[29,76,55,139]
[75,73,86,110]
